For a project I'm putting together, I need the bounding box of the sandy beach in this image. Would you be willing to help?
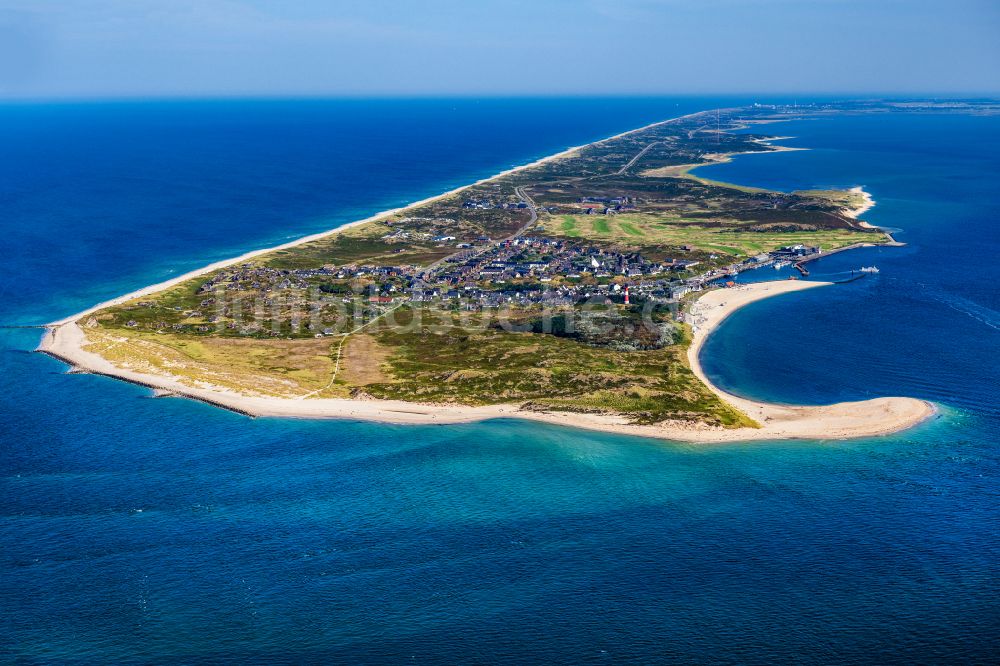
[674,280,933,441]
[845,185,876,219]
[37,108,932,443]
[39,280,934,443]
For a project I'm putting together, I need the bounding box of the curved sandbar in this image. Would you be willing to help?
[677,280,934,441]
[39,280,934,443]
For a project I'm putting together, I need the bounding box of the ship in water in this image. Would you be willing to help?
[858,266,880,273]
[773,260,791,269]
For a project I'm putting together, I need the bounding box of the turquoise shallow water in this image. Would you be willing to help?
[1,100,998,663]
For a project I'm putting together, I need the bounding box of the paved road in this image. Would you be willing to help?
[615,141,660,175]
[512,186,539,230]
[417,130,682,279]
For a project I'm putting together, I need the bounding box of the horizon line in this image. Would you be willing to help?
[2,91,999,105]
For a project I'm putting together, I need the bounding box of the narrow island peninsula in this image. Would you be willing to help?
[41,101,943,442]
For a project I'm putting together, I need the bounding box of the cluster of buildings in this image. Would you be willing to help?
[196,263,427,297]
[185,233,726,310]
[462,198,529,210]
[578,195,638,215]
[197,263,323,295]
[404,280,688,311]
[773,244,821,258]
[148,232,829,336]
[424,237,701,286]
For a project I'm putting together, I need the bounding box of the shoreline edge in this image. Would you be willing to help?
[39,280,935,443]
[37,109,935,443]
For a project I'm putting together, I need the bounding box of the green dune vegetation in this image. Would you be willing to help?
[546,214,878,257]
[79,102,896,427]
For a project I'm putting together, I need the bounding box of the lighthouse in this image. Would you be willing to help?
[624,286,630,305]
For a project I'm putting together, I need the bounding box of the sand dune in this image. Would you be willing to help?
[39,280,933,443]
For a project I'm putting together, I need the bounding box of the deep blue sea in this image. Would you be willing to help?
[1,99,997,664]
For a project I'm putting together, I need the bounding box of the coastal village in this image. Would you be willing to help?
[87,103,894,426]
[23,1,990,658]
[158,229,824,339]
[122,166,845,338]
[106,101,891,342]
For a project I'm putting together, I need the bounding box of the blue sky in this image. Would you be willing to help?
[1,0,998,98]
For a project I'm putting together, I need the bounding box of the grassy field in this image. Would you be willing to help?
[591,218,611,234]
[350,306,756,427]
[82,303,755,427]
[549,213,887,256]
[82,327,341,398]
[560,216,581,237]
[260,225,453,270]
[618,221,644,237]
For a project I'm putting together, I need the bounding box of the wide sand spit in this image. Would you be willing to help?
[38,110,933,442]
[39,280,934,443]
